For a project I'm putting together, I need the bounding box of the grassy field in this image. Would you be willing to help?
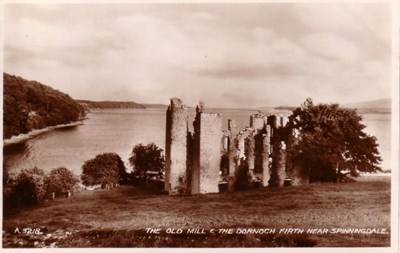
[2,175,391,248]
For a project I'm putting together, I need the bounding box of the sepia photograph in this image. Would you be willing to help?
[1,0,399,251]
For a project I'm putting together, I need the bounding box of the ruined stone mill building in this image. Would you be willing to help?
[164,97,309,195]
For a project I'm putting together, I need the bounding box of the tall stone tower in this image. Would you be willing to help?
[165,98,188,195]
[191,104,222,194]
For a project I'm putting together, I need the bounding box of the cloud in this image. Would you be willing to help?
[3,3,392,108]
[197,64,296,80]
[192,11,216,22]
[188,29,308,80]
[301,33,360,64]
[292,2,391,61]
[5,16,123,69]
[293,3,365,33]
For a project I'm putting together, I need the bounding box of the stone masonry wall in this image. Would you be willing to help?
[191,109,201,194]
[245,132,256,181]
[227,119,237,191]
[261,133,270,187]
[165,98,188,195]
[192,112,222,194]
[250,113,265,131]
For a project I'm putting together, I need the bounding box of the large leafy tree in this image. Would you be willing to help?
[81,153,127,187]
[129,143,165,177]
[288,98,382,182]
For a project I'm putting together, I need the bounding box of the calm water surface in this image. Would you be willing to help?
[4,108,391,175]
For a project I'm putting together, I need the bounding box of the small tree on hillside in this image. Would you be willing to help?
[129,143,165,180]
[81,153,127,187]
[45,167,79,194]
[288,98,382,182]
[9,167,47,205]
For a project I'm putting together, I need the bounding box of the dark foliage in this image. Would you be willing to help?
[234,158,252,191]
[3,165,10,187]
[81,153,128,187]
[3,165,13,215]
[45,167,79,194]
[3,73,86,139]
[220,152,229,177]
[6,167,47,206]
[288,98,382,182]
[129,143,165,176]
[3,167,79,215]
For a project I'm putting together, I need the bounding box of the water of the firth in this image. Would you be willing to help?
[3,108,391,175]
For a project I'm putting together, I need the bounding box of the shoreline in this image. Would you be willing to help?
[3,120,86,147]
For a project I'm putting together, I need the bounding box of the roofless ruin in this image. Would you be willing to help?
[164,97,309,195]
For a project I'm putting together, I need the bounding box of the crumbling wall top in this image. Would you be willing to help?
[196,101,205,114]
[170,97,186,110]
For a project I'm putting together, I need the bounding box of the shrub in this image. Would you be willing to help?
[45,167,79,194]
[81,153,127,187]
[8,167,47,205]
[234,158,252,191]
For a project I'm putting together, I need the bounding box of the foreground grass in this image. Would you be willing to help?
[3,175,390,247]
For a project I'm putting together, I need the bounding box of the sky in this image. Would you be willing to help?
[3,2,393,108]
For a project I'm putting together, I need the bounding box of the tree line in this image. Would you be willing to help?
[3,144,163,215]
[3,73,86,139]
[3,167,79,215]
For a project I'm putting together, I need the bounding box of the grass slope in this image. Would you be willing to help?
[3,176,390,248]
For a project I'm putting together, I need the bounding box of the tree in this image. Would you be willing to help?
[45,167,79,194]
[129,143,165,178]
[288,98,382,183]
[9,167,47,205]
[81,153,127,187]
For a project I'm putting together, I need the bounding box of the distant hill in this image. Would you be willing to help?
[272,106,297,111]
[345,98,391,109]
[77,100,145,109]
[345,98,391,114]
[141,103,168,109]
[3,73,86,139]
[271,98,391,115]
